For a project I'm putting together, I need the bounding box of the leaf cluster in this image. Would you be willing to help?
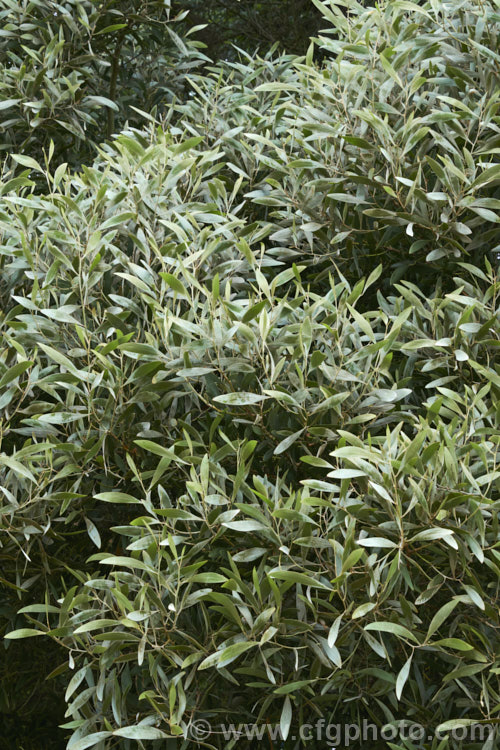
[1,2,500,749]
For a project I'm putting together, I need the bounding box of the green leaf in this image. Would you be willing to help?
[232,548,267,562]
[357,537,398,548]
[177,367,216,377]
[263,390,299,406]
[85,517,101,549]
[134,440,188,463]
[0,455,35,482]
[380,49,403,87]
[470,163,500,189]
[328,193,367,204]
[53,162,68,188]
[328,616,342,648]
[84,95,119,111]
[5,628,45,639]
[213,392,268,406]
[268,570,333,590]
[18,605,60,614]
[241,300,266,323]
[156,508,201,521]
[95,23,128,34]
[425,599,459,641]
[409,528,454,542]
[38,343,74,371]
[463,585,485,610]
[319,636,342,668]
[159,272,189,297]
[346,303,375,341]
[431,638,473,651]
[218,641,258,667]
[364,622,419,643]
[328,469,367,479]
[0,98,20,110]
[274,429,305,455]
[112,727,169,740]
[11,154,43,172]
[94,492,141,504]
[199,641,256,670]
[395,655,412,700]
[40,307,79,324]
[280,696,293,740]
[436,719,481,733]
[300,455,333,469]
[273,680,315,695]
[68,733,113,750]
[98,556,151,572]
[222,520,268,532]
[190,573,227,584]
[100,212,135,230]
[73,619,119,634]
[352,602,376,619]
[342,549,365,571]
[173,136,204,154]
[0,361,32,388]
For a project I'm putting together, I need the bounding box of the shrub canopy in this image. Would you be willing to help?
[1,1,500,749]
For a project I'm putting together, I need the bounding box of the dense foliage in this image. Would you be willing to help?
[0,0,206,165]
[1,1,500,749]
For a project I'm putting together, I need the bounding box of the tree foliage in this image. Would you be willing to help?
[0,0,206,165]
[1,1,500,749]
